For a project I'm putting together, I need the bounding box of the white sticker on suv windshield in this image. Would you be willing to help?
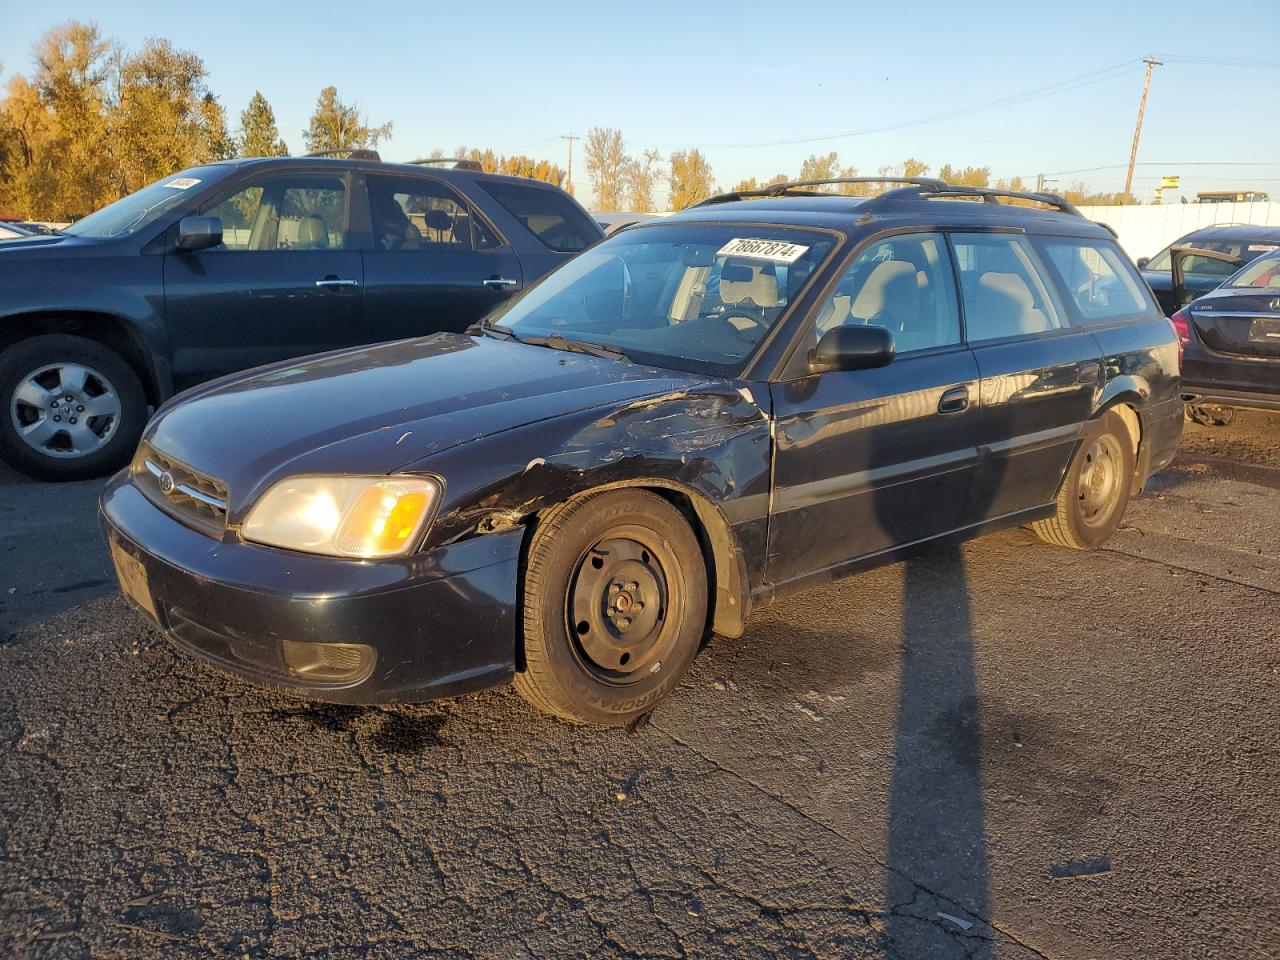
[1247,243,1278,252]
[164,177,201,190]
[716,237,809,263]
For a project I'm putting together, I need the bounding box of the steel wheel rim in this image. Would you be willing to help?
[565,524,681,685]
[9,362,121,459]
[1077,435,1122,527]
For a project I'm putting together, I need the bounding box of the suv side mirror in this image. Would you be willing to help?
[176,215,223,252]
[1136,256,1150,269]
[809,324,895,374]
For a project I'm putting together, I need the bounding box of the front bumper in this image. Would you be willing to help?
[100,473,521,704]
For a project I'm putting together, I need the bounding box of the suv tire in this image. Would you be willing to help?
[1032,410,1134,550]
[515,490,708,725]
[0,335,147,481]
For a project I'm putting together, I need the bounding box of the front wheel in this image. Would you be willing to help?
[515,490,708,725]
[0,335,147,481]
[1032,411,1135,550]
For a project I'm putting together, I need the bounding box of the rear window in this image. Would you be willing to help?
[478,180,599,253]
[1226,253,1280,290]
[1039,238,1157,325]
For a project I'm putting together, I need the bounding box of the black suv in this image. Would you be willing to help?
[102,177,1183,725]
[0,151,601,480]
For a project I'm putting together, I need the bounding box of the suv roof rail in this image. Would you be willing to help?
[699,177,1085,219]
[304,148,382,161]
[406,157,486,172]
[699,176,947,205]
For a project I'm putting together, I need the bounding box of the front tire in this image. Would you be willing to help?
[515,490,709,725]
[0,335,147,481]
[1032,411,1135,550]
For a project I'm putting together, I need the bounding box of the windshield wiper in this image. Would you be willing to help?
[513,332,630,362]
[475,317,516,340]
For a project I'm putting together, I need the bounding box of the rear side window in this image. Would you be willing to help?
[1227,254,1280,289]
[366,175,498,251]
[478,180,598,253]
[1039,238,1157,325]
[951,233,1065,342]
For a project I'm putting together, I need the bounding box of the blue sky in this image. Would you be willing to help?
[2,0,1279,206]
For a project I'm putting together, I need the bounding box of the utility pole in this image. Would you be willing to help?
[1124,58,1161,198]
[561,132,578,195]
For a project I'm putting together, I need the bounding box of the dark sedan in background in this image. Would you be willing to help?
[0,152,601,480]
[1171,248,1280,425]
[1140,224,1280,315]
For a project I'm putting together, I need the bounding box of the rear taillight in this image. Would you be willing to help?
[1169,308,1191,369]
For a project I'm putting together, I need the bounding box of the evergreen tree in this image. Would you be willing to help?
[239,91,287,157]
[304,86,391,153]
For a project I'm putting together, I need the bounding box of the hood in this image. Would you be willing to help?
[0,233,107,256]
[147,333,694,510]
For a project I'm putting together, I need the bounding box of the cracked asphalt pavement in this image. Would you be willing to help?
[2,412,1278,959]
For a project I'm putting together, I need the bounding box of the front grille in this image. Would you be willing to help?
[133,443,229,537]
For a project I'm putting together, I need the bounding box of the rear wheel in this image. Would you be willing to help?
[0,335,147,481]
[515,490,708,725]
[1032,411,1135,550]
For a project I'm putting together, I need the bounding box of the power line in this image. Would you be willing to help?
[634,59,1143,151]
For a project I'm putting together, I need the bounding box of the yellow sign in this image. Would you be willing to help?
[1162,175,1181,189]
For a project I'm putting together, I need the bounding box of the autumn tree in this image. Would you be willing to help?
[584,127,628,211]
[111,38,235,194]
[798,152,865,194]
[447,145,566,187]
[304,86,391,154]
[668,149,715,210]
[239,91,288,157]
[625,149,662,212]
[937,164,991,187]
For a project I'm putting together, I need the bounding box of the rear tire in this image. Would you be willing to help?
[1032,411,1135,550]
[515,490,708,725]
[0,335,147,481]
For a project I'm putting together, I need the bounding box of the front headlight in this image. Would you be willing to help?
[241,475,441,558]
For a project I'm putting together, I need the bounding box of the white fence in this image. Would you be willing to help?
[1076,202,1280,262]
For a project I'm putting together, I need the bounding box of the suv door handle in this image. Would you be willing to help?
[482,277,519,289]
[1077,361,1102,384]
[315,277,359,289]
[938,386,969,414]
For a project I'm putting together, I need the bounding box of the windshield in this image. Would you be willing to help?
[487,223,838,375]
[1225,252,1280,290]
[62,166,228,239]
[1146,237,1280,274]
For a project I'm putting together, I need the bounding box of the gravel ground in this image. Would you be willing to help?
[1,411,1277,959]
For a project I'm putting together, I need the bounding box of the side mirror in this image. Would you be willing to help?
[809,324,895,374]
[176,215,223,252]
[1136,256,1150,269]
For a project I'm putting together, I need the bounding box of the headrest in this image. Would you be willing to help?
[977,271,1034,308]
[425,209,454,231]
[850,260,916,318]
[719,261,779,308]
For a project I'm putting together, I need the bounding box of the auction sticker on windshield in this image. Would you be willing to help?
[164,177,201,190]
[717,237,810,263]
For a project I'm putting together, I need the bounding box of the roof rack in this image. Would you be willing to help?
[406,157,485,172]
[699,176,947,205]
[699,177,1084,219]
[304,148,382,161]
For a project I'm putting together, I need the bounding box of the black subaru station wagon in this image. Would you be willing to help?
[0,150,600,480]
[101,177,1183,725]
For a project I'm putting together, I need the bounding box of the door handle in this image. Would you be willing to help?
[482,277,519,289]
[1077,361,1102,384]
[938,386,969,414]
[315,277,359,289]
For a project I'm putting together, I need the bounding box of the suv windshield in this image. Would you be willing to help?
[63,166,229,239]
[1146,237,1280,273]
[487,223,837,375]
